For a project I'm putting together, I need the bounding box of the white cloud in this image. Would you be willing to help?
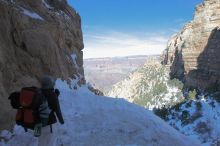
[83,31,168,58]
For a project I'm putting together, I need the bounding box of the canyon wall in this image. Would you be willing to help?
[162,0,220,90]
[0,0,84,130]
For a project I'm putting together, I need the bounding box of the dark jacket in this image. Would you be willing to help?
[41,89,64,125]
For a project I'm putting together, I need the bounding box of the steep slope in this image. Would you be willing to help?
[157,0,220,145]
[0,79,201,146]
[155,95,220,146]
[162,0,220,90]
[104,0,220,145]
[107,58,220,145]
[0,0,84,130]
[108,59,184,109]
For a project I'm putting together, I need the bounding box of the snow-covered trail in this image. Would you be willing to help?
[1,79,201,146]
[56,80,200,146]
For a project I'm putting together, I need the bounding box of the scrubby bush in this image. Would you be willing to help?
[195,101,202,111]
[194,122,211,134]
[176,92,183,99]
[168,78,184,90]
[152,82,168,96]
[188,89,197,100]
[181,110,190,126]
[209,101,215,108]
[185,101,192,108]
[153,106,169,120]
[130,62,185,109]
[171,101,186,112]
[133,97,146,107]
[133,95,152,107]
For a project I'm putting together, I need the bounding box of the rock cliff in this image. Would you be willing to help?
[0,0,84,130]
[162,0,220,90]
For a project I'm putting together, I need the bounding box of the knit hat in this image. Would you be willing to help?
[41,76,55,89]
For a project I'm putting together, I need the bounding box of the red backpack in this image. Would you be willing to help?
[15,87,42,130]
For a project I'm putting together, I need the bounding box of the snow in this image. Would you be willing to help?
[10,0,15,4]
[0,0,16,5]
[20,7,44,20]
[55,10,71,20]
[167,96,220,145]
[42,0,54,9]
[0,79,201,146]
[0,130,12,141]
[71,54,80,69]
[71,54,77,65]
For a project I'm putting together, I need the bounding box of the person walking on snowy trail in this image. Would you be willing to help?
[38,75,64,146]
[8,75,64,145]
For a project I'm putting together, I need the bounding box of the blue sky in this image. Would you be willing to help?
[68,0,202,58]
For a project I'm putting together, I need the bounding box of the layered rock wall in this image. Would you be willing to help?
[162,0,220,90]
[0,0,84,130]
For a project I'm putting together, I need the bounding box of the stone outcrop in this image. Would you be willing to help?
[0,0,84,130]
[162,0,220,90]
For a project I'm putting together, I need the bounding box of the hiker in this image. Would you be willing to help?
[8,75,64,145]
[38,76,64,146]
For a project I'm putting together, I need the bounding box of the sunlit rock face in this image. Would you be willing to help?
[0,0,84,130]
[162,0,220,90]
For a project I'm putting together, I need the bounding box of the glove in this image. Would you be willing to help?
[55,89,60,96]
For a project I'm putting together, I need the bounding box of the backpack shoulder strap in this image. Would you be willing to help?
[31,88,44,110]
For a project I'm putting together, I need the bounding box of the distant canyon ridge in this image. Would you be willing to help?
[84,55,159,93]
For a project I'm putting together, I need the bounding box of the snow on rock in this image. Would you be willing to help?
[0,79,201,146]
[0,130,12,141]
[42,0,54,9]
[20,7,44,20]
[55,10,71,20]
[166,96,220,146]
[71,54,77,66]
